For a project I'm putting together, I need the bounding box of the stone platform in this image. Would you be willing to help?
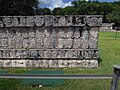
[0,15,102,68]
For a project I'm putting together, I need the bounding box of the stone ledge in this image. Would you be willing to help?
[0,60,98,68]
[0,15,102,27]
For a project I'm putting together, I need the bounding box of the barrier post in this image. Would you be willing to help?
[110,65,120,90]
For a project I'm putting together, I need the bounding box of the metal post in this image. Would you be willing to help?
[110,65,120,90]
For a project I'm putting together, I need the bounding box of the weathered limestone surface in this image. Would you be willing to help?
[0,15,102,68]
[100,23,114,32]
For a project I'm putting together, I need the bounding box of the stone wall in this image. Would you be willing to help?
[0,15,102,68]
[100,23,114,32]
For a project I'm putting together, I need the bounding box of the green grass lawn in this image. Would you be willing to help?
[0,32,120,90]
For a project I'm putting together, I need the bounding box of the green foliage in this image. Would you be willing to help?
[107,2,120,25]
[0,0,39,15]
[62,6,78,15]
[0,79,21,90]
[35,8,51,15]
[52,7,63,15]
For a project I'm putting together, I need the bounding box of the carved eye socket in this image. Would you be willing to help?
[54,18,58,22]
[76,17,81,24]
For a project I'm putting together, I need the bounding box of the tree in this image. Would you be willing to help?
[52,7,63,15]
[107,3,120,26]
[0,0,39,15]
[35,8,51,15]
[62,6,78,15]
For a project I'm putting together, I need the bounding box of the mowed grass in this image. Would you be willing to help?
[0,32,120,90]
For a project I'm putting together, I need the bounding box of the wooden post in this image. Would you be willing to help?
[110,65,120,90]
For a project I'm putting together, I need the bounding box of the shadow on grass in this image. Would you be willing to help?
[98,58,102,64]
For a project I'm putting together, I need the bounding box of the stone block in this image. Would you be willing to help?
[45,16,53,26]
[66,50,73,58]
[8,28,16,38]
[37,50,44,58]
[12,60,26,67]
[0,50,2,58]
[44,38,55,49]
[10,50,16,58]
[58,16,66,26]
[0,29,7,38]
[64,39,73,49]
[33,60,40,67]
[26,60,33,67]
[26,16,34,26]
[49,60,58,68]
[73,39,81,49]
[88,51,95,59]
[36,28,44,38]
[16,51,22,58]
[72,50,78,58]
[77,51,84,59]
[8,37,16,48]
[44,50,52,58]
[16,38,23,49]
[22,29,29,38]
[22,51,30,58]
[30,50,37,58]
[44,28,51,38]
[73,28,80,38]
[39,60,49,68]
[89,60,98,68]
[29,28,35,37]
[36,38,44,49]
[56,38,65,49]
[3,17,13,27]
[85,60,98,68]
[29,38,36,48]
[81,37,89,49]
[57,50,66,58]
[50,29,57,38]
[71,16,85,26]
[3,50,10,58]
[67,28,74,38]
[76,60,86,67]
[52,50,58,58]
[93,51,98,58]
[18,16,26,26]
[88,30,98,49]
[68,60,77,67]
[0,39,2,48]
[0,19,3,27]
[85,16,102,26]
[4,60,12,67]
[88,39,97,49]
[57,28,67,38]
[66,50,78,58]
[12,17,19,26]
[34,16,44,26]
[23,39,29,49]
[16,28,22,37]
[58,60,68,67]
[0,60,4,67]
[2,39,8,48]
[53,16,59,26]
